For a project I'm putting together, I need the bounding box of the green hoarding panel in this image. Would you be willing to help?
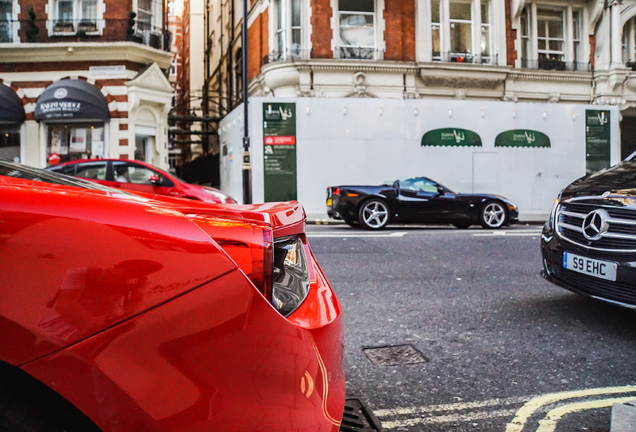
[586,110,611,175]
[421,128,482,147]
[495,130,551,148]
[263,102,297,202]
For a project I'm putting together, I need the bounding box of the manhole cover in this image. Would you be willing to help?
[363,344,429,366]
[340,398,384,432]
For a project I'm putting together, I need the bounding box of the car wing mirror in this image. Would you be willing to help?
[149,175,161,185]
[437,187,445,196]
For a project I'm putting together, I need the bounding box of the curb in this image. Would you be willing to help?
[307,218,344,225]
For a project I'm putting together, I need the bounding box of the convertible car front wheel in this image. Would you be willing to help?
[480,201,507,229]
[359,199,390,230]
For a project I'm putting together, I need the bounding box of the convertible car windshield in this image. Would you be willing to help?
[398,177,455,194]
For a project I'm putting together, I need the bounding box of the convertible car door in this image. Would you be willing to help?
[395,178,438,222]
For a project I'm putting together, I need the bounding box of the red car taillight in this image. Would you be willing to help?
[189,216,273,297]
[270,235,315,317]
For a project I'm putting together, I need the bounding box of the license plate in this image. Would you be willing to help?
[326,198,332,207]
[563,252,617,282]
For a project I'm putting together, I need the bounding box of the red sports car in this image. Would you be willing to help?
[0,161,344,432]
[46,158,237,204]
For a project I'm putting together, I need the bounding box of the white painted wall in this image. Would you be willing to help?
[220,97,620,221]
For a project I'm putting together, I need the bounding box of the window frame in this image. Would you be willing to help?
[332,0,385,61]
[49,0,103,36]
[516,3,586,72]
[0,0,19,43]
[270,0,307,61]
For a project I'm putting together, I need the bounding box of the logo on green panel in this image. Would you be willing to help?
[421,128,482,147]
[495,130,551,148]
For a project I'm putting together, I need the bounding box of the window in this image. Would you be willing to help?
[271,0,304,61]
[52,0,100,34]
[112,161,172,186]
[75,161,107,180]
[0,0,13,43]
[47,123,105,164]
[234,49,243,103]
[537,9,564,63]
[518,5,585,71]
[431,0,493,64]
[449,0,471,55]
[431,0,440,58]
[137,0,154,32]
[336,0,378,60]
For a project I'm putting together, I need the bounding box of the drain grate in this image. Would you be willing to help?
[363,344,429,366]
[340,398,384,432]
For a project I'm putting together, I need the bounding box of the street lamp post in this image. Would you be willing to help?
[241,0,252,204]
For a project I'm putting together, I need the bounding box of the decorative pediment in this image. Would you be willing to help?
[126,63,173,93]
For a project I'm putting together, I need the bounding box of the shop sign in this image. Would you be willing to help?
[495,130,551,148]
[263,103,297,202]
[585,110,611,175]
[421,128,482,147]
[37,101,82,119]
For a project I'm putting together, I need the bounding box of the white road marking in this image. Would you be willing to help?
[375,396,530,417]
[381,408,518,429]
[306,232,407,238]
[535,397,636,432]
[473,231,542,237]
[505,385,636,432]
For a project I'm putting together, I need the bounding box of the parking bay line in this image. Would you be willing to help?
[306,232,408,238]
[535,396,636,432]
[473,231,542,237]
[376,396,530,429]
[505,385,636,432]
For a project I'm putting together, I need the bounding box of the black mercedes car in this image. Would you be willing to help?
[326,176,519,230]
[541,161,636,308]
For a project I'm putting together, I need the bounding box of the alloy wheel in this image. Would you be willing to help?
[482,202,506,228]
[360,200,389,229]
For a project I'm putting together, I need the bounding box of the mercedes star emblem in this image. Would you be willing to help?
[582,209,610,241]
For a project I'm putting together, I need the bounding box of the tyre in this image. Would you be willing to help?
[358,199,390,230]
[453,222,472,229]
[480,201,507,229]
[344,219,360,228]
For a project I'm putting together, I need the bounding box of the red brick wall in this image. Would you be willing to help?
[505,0,517,66]
[247,8,268,80]
[383,1,416,62]
[311,0,333,58]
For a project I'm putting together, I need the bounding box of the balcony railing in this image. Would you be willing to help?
[266,48,311,63]
[521,58,591,72]
[335,46,384,61]
[0,19,172,51]
[432,52,498,65]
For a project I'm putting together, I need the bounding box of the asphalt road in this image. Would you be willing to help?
[307,224,636,432]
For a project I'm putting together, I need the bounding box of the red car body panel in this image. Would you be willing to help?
[0,175,344,431]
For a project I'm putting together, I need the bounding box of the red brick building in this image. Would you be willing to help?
[0,0,175,169]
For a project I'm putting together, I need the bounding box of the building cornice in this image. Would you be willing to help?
[265,58,420,74]
[0,42,174,70]
[507,69,594,83]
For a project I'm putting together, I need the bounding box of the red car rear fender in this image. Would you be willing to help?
[22,269,346,432]
[0,184,236,365]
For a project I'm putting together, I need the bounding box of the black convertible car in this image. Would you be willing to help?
[326,176,519,230]
[541,161,636,308]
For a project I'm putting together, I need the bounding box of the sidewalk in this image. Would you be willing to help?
[305,213,548,225]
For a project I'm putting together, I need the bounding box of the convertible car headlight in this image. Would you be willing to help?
[271,236,312,317]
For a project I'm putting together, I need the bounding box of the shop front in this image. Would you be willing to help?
[34,80,110,165]
[0,83,25,162]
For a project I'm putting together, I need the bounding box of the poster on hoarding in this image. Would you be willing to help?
[585,110,611,175]
[263,103,297,202]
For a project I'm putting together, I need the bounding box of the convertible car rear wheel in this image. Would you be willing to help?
[359,199,390,230]
[480,201,507,229]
